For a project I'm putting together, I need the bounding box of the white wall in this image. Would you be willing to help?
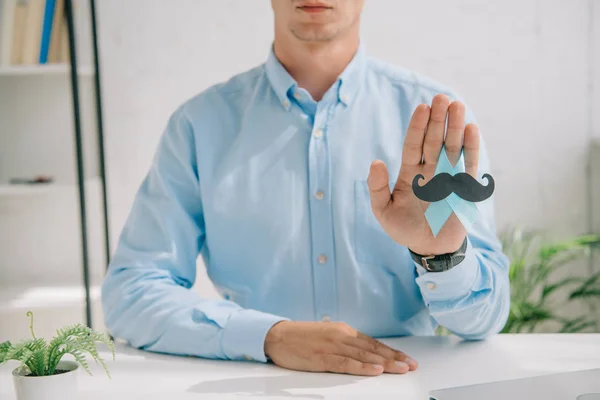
[96,0,599,298]
[591,0,599,263]
[593,0,600,142]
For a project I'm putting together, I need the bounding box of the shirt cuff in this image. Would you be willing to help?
[221,309,289,363]
[414,238,479,302]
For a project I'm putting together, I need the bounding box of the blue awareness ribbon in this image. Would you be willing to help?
[423,147,481,236]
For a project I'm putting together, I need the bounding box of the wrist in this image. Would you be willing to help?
[409,237,468,273]
[264,320,290,358]
[408,235,466,256]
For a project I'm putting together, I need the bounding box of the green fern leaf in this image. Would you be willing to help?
[5,340,35,365]
[29,339,48,376]
[46,324,114,377]
[0,341,13,364]
[47,324,89,374]
[69,349,91,375]
[5,312,114,377]
[81,340,111,378]
[3,339,48,375]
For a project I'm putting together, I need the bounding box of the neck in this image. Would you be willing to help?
[273,35,359,101]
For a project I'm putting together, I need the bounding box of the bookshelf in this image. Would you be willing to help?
[0,63,93,76]
[0,177,99,196]
[0,0,108,336]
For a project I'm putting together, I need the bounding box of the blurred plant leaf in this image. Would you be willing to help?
[559,316,596,333]
[569,273,600,300]
[541,277,584,302]
[500,228,600,334]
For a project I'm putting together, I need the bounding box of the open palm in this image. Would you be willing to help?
[367,94,481,256]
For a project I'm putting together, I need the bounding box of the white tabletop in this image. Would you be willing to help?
[1,334,599,399]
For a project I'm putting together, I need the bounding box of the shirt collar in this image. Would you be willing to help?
[265,42,367,110]
[336,42,367,107]
[265,48,297,111]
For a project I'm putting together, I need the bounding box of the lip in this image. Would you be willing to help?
[297,2,333,12]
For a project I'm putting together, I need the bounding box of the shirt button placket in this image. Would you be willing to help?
[308,102,337,322]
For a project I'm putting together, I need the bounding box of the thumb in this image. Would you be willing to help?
[367,160,391,218]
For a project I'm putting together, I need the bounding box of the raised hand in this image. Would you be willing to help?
[367,94,480,256]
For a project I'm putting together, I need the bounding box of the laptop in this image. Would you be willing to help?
[429,368,600,400]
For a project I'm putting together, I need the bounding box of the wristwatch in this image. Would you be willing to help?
[409,237,468,272]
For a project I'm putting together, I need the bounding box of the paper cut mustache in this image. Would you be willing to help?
[412,172,495,202]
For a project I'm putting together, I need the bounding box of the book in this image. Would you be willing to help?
[38,0,55,64]
[0,0,17,65]
[58,11,68,62]
[21,0,44,65]
[47,0,63,63]
[10,0,28,64]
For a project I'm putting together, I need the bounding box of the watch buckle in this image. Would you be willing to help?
[421,255,436,270]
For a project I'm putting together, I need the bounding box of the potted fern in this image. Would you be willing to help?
[0,311,115,400]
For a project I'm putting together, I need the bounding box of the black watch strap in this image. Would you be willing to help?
[409,237,468,272]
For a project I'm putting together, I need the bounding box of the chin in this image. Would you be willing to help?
[291,25,339,42]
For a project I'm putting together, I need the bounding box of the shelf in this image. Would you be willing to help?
[0,64,94,77]
[0,285,101,312]
[0,178,100,197]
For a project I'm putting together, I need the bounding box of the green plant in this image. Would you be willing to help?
[0,312,115,377]
[501,228,600,333]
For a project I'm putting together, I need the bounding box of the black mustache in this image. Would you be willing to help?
[412,172,495,202]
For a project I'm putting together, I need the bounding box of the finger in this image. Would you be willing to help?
[401,104,431,166]
[367,160,391,219]
[444,101,466,167]
[340,345,409,374]
[318,354,384,376]
[352,337,417,371]
[463,123,480,177]
[352,333,419,371]
[423,94,450,165]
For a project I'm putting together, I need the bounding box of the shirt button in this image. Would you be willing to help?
[318,254,327,264]
[315,191,324,200]
[321,315,331,322]
[243,355,253,361]
[294,91,301,100]
[314,129,323,139]
[341,94,349,103]
[282,99,290,108]
[425,282,437,291]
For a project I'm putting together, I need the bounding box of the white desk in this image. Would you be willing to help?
[1,334,599,399]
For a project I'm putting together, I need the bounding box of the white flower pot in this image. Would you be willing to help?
[12,360,79,400]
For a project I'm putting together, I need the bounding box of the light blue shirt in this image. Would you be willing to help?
[102,45,510,363]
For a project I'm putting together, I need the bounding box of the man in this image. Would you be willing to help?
[102,0,510,377]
